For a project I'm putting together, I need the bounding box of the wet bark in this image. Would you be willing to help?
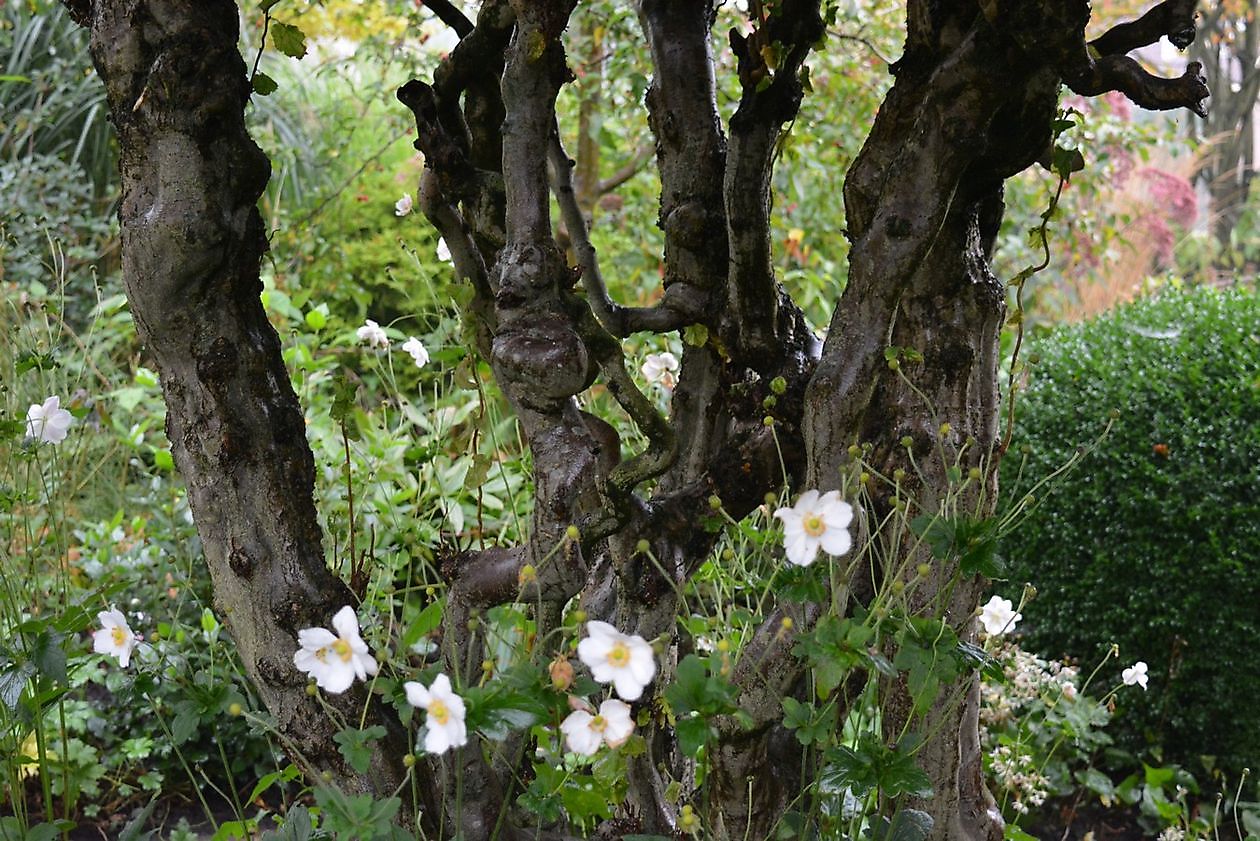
[61,0,423,827]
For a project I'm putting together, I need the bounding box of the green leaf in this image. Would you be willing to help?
[868,809,933,841]
[270,21,308,59]
[152,449,175,471]
[252,72,279,96]
[675,715,709,758]
[663,654,707,714]
[304,306,327,330]
[683,324,709,347]
[1051,145,1086,180]
[171,704,199,745]
[334,725,387,774]
[0,661,37,711]
[118,795,159,841]
[31,631,68,686]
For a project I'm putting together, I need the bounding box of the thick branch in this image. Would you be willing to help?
[1065,56,1209,117]
[1089,0,1198,55]
[421,0,474,38]
[723,0,824,362]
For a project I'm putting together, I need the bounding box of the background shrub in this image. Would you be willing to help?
[1003,285,1260,778]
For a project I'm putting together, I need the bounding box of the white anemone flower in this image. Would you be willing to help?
[292,606,379,694]
[402,337,430,368]
[405,674,468,754]
[640,352,679,391]
[577,621,656,701]
[26,396,74,444]
[436,237,453,263]
[1122,661,1149,690]
[356,319,390,349]
[395,193,414,217]
[978,595,1022,636]
[773,489,853,567]
[560,698,635,756]
[92,607,138,668]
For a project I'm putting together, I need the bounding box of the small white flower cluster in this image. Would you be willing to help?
[773,490,853,567]
[559,621,656,756]
[395,194,413,217]
[980,642,1081,731]
[26,396,74,444]
[986,743,1050,815]
[355,319,430,369]
[1158,826,1186,841]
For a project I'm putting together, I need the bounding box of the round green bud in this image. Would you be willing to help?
[403,753,416,768]
[565,524,581,541]
[916,563,932,578]
[708,494,722,510]
[900,435,914,449]
[306,683,318,697]
[228,702,243,717]
[721,548,734,561]
[887,359,900,371]
[893,468,906,481]
[762,395,777,409]
[764,492,778,506]
[847,444,861,459]
[763,415,775,426]
[939,422,952,437]
[968,467,983,481]
[572,609,587,623]
[770,376,787,395]
[636,538,651,554]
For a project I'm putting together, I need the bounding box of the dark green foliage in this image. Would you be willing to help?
[1004,286,1260,776]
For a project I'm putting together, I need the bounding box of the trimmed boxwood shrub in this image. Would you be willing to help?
[1002,286,1260,776]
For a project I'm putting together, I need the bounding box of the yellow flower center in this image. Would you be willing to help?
[429,700,450,725]
[802,513,826,537]
[111,627,128,647]
[607,642,631,668]
[331,639,353,662]
[589,714,607,733]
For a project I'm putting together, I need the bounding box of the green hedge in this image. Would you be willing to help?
[1003,286,1260,776]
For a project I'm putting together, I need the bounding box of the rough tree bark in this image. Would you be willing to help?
[67,0,1208,838]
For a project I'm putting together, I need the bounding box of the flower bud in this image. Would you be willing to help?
[900,435,914,449]
[847,444,861,459]
[549,656,574,691]
[939,422,952,437]
[306,683,318,696]
[518,564,537,586]
[764,492,778,506]
[916,563,932,578]
[968,467,982,481]
[708,494,722,510]
[565,524,581,541]
[571,609,587,624]
[780,616,793,631]
[893,468,906,481]
[721,548,734,561]
[770,376,787,395]
[763,415,775,426]
[403,753,416,768]
[763,395,777,409]
[228,702,243,717]
[887,359,900,371]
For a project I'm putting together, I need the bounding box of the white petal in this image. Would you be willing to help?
[560,711,601,755]
[331,606,363,642]
[430,674,453,697]
[628,643,656,687]
[404,680,431,708]
[577,635,613,671]
[612,671,646,701]
[297,627,337,649]
[818,527,852,557]
[318,662,356,694]
[424,723,452,754]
